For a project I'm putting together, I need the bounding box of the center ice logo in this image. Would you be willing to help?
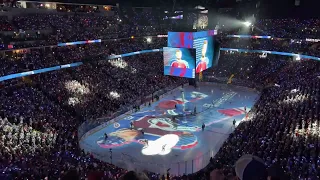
[96,91,248,150]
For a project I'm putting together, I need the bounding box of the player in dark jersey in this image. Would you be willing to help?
[104,133,108,140]
[130,121,134,129]
[162,144,166,151]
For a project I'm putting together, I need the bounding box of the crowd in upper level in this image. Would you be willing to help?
[255,19,320,39]
[0,8,168,50]
[0,38,166,77]
[217,19,320,57]
[220,37,320,57]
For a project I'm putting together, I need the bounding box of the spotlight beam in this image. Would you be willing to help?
[243,21,252,27]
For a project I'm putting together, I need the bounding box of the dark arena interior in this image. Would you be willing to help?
[0,0,319,180]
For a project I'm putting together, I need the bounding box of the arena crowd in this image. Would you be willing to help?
[218,19,320,58]
[0,7,319,180]
[0,8,168,50]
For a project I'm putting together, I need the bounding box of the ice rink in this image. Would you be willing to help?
[79,82,260,176]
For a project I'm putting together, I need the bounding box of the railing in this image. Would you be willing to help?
[79,117,232,176]
[117,132,228,176]
[79,123,231,176]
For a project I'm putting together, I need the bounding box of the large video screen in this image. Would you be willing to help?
[167,32,194,48]
[193,36,214,73]
[163,47,196,78]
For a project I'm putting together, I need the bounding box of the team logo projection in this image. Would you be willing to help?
[96,91,248,151]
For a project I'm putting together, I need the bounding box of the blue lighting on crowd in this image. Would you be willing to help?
[57,39,102,46]
[227,35,272,39]
[0,48,319,82]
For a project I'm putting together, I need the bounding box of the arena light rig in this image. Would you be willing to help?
[243,21,252,27]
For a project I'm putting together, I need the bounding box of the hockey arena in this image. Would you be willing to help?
[79,82,259,175]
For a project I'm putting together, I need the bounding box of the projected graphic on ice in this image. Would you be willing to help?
[95,90,250,151]
[141,134,179,156]
[80,84,259,174]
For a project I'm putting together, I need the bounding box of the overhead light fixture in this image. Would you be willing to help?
[243,21,252,27]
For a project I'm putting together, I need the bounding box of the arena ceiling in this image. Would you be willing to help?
[24,0,320,18]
